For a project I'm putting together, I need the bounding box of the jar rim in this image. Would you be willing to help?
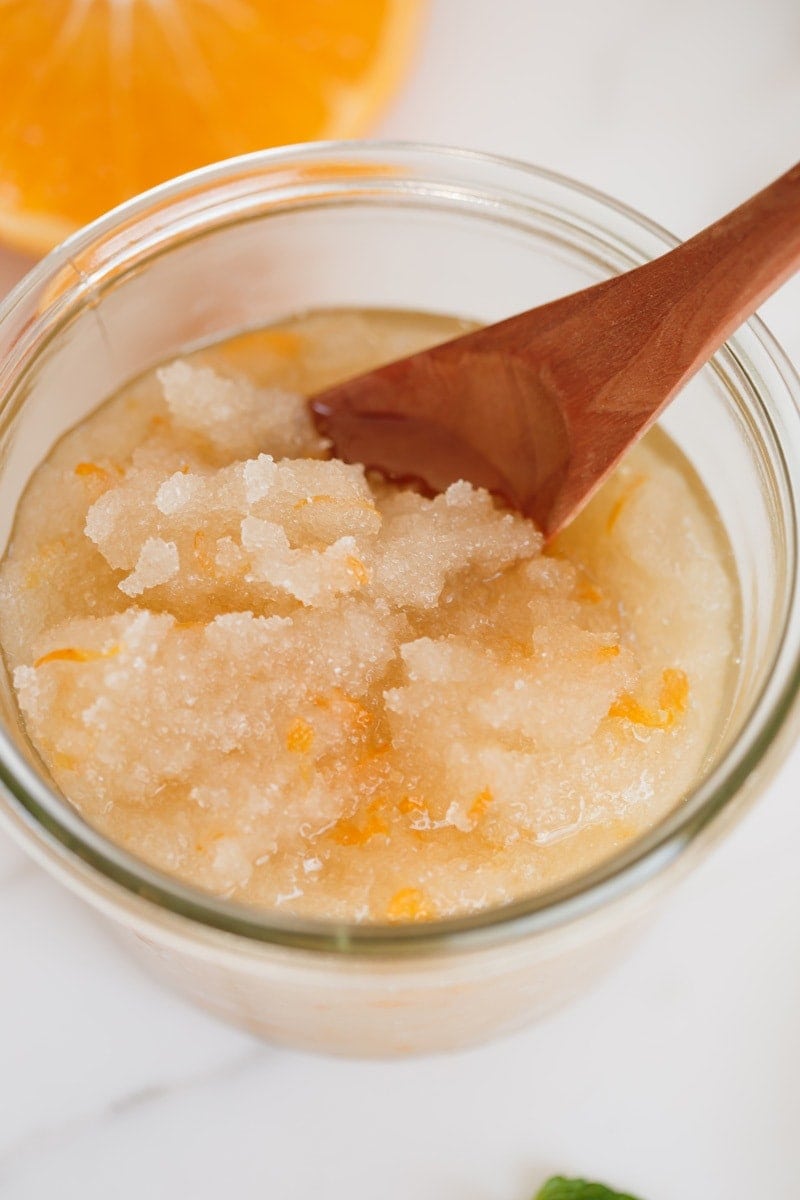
[1,140,799,956]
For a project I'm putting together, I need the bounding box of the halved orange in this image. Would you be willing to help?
[0,0,425,255]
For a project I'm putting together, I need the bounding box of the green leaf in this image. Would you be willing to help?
[535,1177,643,1200]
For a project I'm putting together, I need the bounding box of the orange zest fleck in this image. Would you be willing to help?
[350,702,374,732]
[332,799,388,846]
[595,643,621,661]
[386,886,436,922]
[609,667,690,730]
[659,667,690,718]
[294,493,337,509]
[346,556,369,587]
[34,644,120,669]
[576,576,603,604]
[293,494,376,513]
[286,717,314,754]
[608,694,663,727]
[467,787,493,823]
[398,793,427,815]
[329,688,375,729]
[356,742,391,769]
[606,474,646,533]
[192,530,216,577]
[74,461,110,483]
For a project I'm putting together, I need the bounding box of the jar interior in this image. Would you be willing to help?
[0,174,791,909]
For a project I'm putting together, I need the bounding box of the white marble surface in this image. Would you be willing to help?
[2,1,800,1195]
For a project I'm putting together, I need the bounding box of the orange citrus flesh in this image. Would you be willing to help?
[0,0,425,254]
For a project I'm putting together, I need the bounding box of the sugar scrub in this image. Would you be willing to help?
[0,310,737,921]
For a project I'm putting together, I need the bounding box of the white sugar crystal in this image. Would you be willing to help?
[158,360,326,462]
[119,538,179,596]
[155,471,204,515]
[443,480,475,507]
[84,494,115,544]
[373,485,541,608]
[255,387,330,459]
[241,517,367,605]
[160,360,254,445]
[213,536,245,577]
[243,454,278,503]
[211,837,253,888]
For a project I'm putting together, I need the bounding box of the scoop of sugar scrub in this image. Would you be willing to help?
[0,310,736,920]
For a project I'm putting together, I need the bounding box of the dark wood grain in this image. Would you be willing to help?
[310,161,800,537]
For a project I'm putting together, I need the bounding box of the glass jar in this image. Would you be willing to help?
[0,143,798,1057]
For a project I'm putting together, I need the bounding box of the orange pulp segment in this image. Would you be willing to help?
[0,0,425,253]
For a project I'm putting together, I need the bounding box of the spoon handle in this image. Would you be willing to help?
[601,160,800,390]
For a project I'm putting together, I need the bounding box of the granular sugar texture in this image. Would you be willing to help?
[0,311,737,921]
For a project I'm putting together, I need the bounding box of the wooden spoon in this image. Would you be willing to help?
[310,161,800,538]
